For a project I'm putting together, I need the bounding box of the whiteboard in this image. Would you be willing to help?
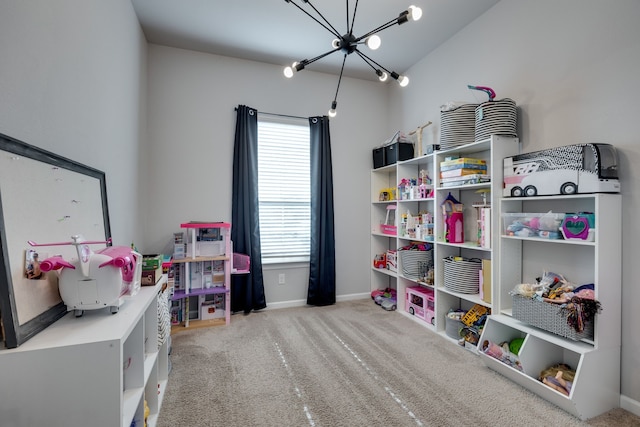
[0,133,110,348]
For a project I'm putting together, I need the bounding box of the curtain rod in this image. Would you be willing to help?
[258,111,307,120]
[234,107,306,121]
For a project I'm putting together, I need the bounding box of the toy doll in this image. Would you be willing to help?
[539,363,575,396]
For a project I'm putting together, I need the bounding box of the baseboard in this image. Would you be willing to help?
[336,292,370,302]
[621,394,640,417]
[264,293,370,311]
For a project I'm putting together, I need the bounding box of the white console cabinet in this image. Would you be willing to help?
[0,276,169,427]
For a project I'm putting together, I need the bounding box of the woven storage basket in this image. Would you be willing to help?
[443,257,481,294]
[474,98,517,142]
[157,286,171,348]
[440,104,477,150]
[512,295,594,341]
[399,249,433,279]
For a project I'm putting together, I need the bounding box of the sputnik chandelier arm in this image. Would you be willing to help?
[355,49,409,87]
[284,0,341,38]
[283,0,422,117]
[329,54,348,118]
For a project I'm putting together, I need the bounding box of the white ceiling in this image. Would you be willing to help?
[131,0,499,81]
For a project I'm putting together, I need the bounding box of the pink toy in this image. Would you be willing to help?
[446,211,464,243]
[405,286,435,325]
[98,246,139,284]
[29,235,142,316]
[39,255,75,271]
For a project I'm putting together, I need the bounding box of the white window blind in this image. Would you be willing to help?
[257,116,310,262]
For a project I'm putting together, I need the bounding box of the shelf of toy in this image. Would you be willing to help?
[172,255,229,263]
[436,240,492,251]
[501,235,595,246]
[180,221,231,229]
[484,314,593,353]
[372,266,396,277]
[171,287,229,300]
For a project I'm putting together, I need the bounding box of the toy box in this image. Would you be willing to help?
[142,254,163,270]
[502,212,565,239]
[384,142,414,165]
[141,266,162,286]
[372,146,385,169]
[405,286,435,325]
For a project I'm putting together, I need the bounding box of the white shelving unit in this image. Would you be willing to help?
[370,136,520,339]
[0,277,169,427]
[394,152,436,318]
[432,136,519,345]
[478,193,621,420]
[371,163,398,294]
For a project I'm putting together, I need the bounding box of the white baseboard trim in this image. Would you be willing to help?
[336,293,370,302]
[263,299,307,310]
[264,293,370,311]
[621,394,640,417]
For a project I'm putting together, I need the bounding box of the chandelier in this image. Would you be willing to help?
[283,0,423,117]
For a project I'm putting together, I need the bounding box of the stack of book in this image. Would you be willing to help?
[439,157,489,187]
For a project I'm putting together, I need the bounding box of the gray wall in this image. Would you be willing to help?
[392,0,640,409]
[0,0,147,248]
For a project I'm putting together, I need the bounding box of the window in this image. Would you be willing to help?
[257,115,310,263]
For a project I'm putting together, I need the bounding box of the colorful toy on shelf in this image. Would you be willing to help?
[539,363,575,396]
[419,169,434,199]
[481,339,523,371]
[561,212,595,241]
[441,192,463,243]
[380,204,397,235]
[405,286,435,325]
[373,253,386,269]
[29,235,142,317]
[503,143,620,197]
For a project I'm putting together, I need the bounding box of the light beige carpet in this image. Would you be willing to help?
[158,299,639,427]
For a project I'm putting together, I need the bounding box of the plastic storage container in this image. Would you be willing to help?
[502,212,565,239]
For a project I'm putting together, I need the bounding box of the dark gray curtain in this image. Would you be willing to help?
[231,105,266,313]
[307,116,336,306]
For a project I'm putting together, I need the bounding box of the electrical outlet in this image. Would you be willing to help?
[278,273,285,285]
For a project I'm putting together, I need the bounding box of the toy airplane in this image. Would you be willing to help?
[29,235,142,317]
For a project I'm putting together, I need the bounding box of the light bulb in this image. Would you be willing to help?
[284,66,294,78]
[378,71,388,82]
[328,101,337,117]
[366,35,381,50]
[332,38,341,49]
[408,5,422,21]
[399,75,409,87]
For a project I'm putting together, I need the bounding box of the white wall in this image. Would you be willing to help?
[0,0,147,248]
[393,0,640,409]
[144,45,390,305]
